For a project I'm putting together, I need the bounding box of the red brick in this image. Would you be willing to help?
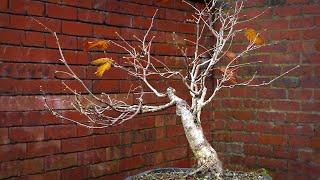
[78,148,106,165]
[282,124,314,136]
[274,6,301,16]
[177,22,195,34]
[89,161,119,178]
[0,128,9,145]
[93,134,121,148]
[290,17,315,29]
[311,138,320,149]
[157,19,176,32]
[259,19,289,30]
[27,140,61,158]
[47,3,77,20]
[0,0,9,11]
[288,161,320,177]
[271,100,300,111]
[271,30,302,41]
[226,120,244,131]
[128,116,155,130]
[133,129,155,142]
[10,0,44,15]
[1,63,55,79]
[46,34,78,49]
[165,8,185,21]
[289,136,310,147]
[0,13,10,27]
[107,13,132,27]
[92,80,119,93]
[78,9,105,23]
[301,102,320,111]
[61,136,92,153]
[164,147,188,161]
[62,21,92,36]
[93,25,119,39]
[9,126,44,142]
[246,122,273,133]
[303,29,320,39]
[46,124,77,140]
[259,134,287,145]
[244,144,273,157]
[0,112,23,127]
[45,153,77,170]
[288,89,313,100]
[27,1,44,15]
[122,2,144,15]
[0,143,26,161]
[0,161,21,179]
[22,158,44,175]
[27,170,61,180]
[133,16,152,29]
[119,156,144,170]
[287,0,308,4]
[221,99,242,109]
[62,167,88,180]
[166,125,184,137]
[302,5,320,14]
[229,88,256,98]
[9,0,29,14]
[0,28,25,45]
[259,158,287,170]
[62,0,92,8]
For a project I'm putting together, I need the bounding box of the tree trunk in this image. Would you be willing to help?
[167,88,222,178]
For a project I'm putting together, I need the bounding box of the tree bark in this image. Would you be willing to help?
[167,88,222,178]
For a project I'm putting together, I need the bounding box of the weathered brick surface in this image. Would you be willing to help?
[0,0,197,178]
[212,1,320,179]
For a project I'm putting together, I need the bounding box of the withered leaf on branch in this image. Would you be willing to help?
[84,40,110,51]
[245,28,265,46]
[225,51,237,60]
[92,58,113,77]
[217,66,238,84]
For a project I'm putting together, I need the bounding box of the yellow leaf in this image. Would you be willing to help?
[94,60,113,77]
[91,58,113,66]
[84,40,110,51]
[245,28,265,45]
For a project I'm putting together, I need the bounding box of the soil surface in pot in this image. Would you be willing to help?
[132,169,270,180]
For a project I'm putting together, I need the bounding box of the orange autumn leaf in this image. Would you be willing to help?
[217,66,238,84]
[245,28,265,45]
[92,58,113,77]
[84,40,110,51]
[315,41,320,52]
[226,51,236,60]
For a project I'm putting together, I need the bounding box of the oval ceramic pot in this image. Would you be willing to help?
[125,167,272,180]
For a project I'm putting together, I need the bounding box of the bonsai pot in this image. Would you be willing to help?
[125,167,272,180]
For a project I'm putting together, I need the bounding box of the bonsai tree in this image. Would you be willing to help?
[38,0,298,178]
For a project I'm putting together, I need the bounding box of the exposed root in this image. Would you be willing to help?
[187,155,223,179]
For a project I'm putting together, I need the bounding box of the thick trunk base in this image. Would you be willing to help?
[189,149,222,179]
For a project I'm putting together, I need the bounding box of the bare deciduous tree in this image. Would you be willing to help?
[38,0,298,178]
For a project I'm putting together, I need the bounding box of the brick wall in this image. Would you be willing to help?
[212,0,320,179]
[0,0,215,179]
